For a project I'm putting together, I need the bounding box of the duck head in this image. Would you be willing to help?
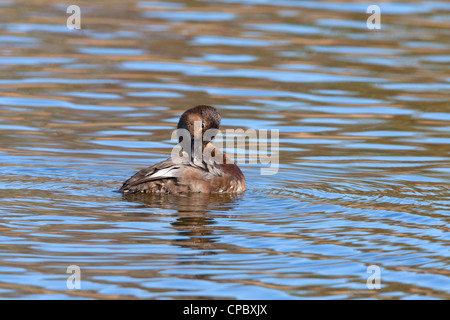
[177,105,221,163]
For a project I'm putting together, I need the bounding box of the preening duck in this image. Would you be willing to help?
[119,105,246,194]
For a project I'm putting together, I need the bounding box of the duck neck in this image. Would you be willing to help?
[190,138,207,165]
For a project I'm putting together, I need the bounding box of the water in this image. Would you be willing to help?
[0,0,449,299]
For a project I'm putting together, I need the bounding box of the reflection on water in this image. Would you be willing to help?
[0,0,449,299]
[122,192,243,214]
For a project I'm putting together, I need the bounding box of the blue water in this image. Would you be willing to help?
[0,0,449,299]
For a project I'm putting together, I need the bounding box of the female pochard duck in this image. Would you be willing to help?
[119,105,246,194]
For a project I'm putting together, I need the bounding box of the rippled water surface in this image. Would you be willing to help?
[0,0,449,299]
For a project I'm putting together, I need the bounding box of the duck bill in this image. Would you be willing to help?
[191,120,203,165]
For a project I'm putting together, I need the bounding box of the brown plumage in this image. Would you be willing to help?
[119,105,246,194]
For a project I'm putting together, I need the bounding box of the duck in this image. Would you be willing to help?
[119,105,246,194]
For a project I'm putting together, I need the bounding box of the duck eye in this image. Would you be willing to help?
[202,123,205,129]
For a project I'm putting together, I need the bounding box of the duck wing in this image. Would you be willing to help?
[119,148,226,194]
[119,158,183,193]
